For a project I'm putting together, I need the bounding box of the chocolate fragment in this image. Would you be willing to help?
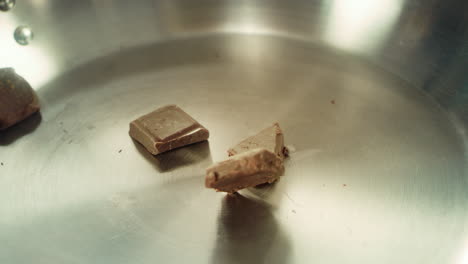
[206,148,284,193]
[228,123,286,159]
[0,68,40,130]
[129,105,209,155]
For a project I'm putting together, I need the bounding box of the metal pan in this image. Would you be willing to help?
[1,0,467,263]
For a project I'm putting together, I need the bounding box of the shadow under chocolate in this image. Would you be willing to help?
[211,193,291,264]
[0,112,42,146]
[132,139,212,173]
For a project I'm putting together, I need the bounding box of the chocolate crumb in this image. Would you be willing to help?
[282,146,289,158]
[331,100,335,104]
[343,184,347,187]
[118,149,122,153]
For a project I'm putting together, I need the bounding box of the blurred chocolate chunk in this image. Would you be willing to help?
[129,105,209,155]
[0,68,40,130]
[206,148,284,193]
[228,123,286,159]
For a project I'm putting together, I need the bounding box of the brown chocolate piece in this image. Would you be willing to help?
[228,123,286,159]
[0,68,40,130]
[129,105,209,155]
[206,148,284,193]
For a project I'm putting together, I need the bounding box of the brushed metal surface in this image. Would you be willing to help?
[0,1,467,264]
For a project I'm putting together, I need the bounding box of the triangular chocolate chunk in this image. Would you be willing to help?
[228,123,286,159]
[206,148,285,193]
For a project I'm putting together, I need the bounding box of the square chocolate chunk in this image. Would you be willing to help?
[129,105,209,155]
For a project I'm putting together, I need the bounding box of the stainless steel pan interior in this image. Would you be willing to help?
[0,0,467,263]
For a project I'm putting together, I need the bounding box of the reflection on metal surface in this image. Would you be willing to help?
[30,0,47,8]
[0,17,56,88]
[223,1,275,36]
[459,248,468,264]
[324,0,403,53]
[0,0,467,263]
[1,34,466,263]
[0,0,15,11]
[13,25,33,45]
[212,193,290,264]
